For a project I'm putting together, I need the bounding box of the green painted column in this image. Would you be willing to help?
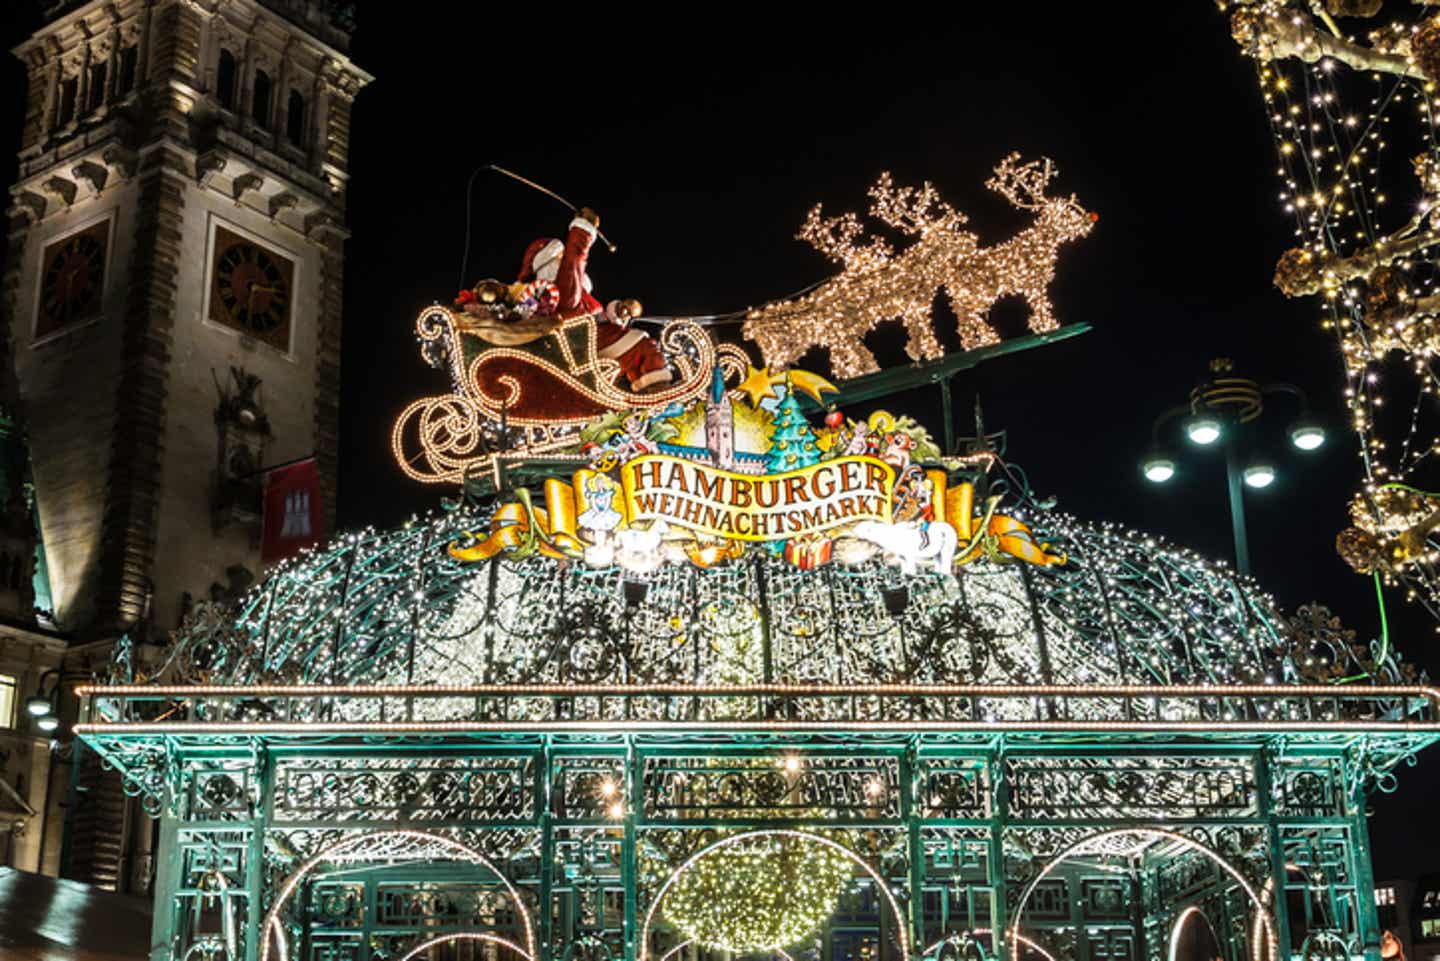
[247,750,275,961]
[539,740,556,961]
[150,814,180,961]
[624,739,640,961]
[1347,790,1383,961]
[988,750,1010,961]
[903,740,924,959]
[1254,749,1294,961]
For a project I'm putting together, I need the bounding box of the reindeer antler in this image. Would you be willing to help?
[797,206,893,269]
[867,172,966,236]
[985,152,1059,210]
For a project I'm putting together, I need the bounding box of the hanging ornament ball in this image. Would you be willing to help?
[1364,267,1406,324]
[1273,247,1323,298]
[1229,7,1280,59]
[1415,17,1440,85]
[825,409,845,429]
[1336,527,1383,575]
[1324,0,1382,18]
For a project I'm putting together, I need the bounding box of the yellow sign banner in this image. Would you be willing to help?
[620,454,895,541]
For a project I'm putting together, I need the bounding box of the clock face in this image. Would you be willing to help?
[208,226,295,350]
[37,218,109,339]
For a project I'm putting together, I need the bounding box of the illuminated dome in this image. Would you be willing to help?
[150,499,1409,720]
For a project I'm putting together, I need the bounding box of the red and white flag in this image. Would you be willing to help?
[261,458,324,565]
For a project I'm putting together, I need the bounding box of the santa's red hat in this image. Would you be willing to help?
[518,238,564,282]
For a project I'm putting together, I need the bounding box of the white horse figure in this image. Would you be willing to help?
[850,520,958,575]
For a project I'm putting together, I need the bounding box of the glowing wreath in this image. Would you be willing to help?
[662,833,855,952]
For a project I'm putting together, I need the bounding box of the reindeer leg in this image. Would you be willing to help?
[946,281,1001,351]
[902,302,945,362]
[1023,287,1059,335]
[956,306,1001,351]
[828,328,878,376]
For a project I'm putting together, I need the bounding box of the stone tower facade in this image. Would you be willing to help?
[3,0,371,638]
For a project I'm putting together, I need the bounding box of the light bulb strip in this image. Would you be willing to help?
[73,682,1440,698]
[73,718,1440,736]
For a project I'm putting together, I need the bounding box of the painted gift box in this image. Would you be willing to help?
[784,536,833,570]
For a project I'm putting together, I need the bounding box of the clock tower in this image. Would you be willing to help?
[3,0,371,638]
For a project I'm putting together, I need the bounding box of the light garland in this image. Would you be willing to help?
[662,833,855,952]
[743,155,1095,378]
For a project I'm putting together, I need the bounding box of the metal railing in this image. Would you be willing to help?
[74,682,1440,734]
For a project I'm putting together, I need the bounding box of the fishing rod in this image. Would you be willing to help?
[459,164,618,291]
[485,164,618,253]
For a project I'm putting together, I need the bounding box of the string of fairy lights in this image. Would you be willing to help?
[1226,0,1440,624]
[126,494,1417,707]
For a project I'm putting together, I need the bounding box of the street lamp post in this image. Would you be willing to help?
[1140,358,1326,578]
[25,667,61,733]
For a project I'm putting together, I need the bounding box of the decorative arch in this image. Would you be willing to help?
[923,930,1059,961]
[1169,905,1224,961]
[258,829,535,961]
[397,932,533,961]
[1008,828,1277,961]
[637,829,909,961]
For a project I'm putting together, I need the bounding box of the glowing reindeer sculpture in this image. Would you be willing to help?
[743,154,1095,379]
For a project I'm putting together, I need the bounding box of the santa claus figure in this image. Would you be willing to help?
[518,208,673,391]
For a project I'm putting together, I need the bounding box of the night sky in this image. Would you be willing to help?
[3,6,1437,878]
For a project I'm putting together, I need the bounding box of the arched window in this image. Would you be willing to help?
[253,69,272,129]
[86,61,107,113]
[57,77,78,127]
[117,46,138,97]
[286,89,305,147]
[216,49,237,111]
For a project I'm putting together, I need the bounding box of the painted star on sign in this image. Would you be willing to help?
[739,365,779,406]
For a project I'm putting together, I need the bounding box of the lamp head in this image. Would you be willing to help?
[1185,414,1223,446]
[1141,450,1176,483]
[881,586,909,616]
[1244,464,1277,489]
[1289,417,1326,451]
[622,578,649,608]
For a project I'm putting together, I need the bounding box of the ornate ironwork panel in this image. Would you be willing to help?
[1007,755,1256,821]
[273,755,537,823]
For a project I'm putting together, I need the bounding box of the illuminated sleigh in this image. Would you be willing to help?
[394,304,748,484]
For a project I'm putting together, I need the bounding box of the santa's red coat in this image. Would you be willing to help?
[546,221,669,389]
